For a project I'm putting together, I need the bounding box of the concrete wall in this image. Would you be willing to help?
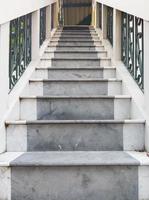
[0,0,57,25]
[96,0,149,21]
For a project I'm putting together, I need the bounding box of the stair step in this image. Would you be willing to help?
[51,39,101,42]
[6,120,145,152]
[33,67,116,79]
[52,36,99,39]
[1,151,148,200]
[20,95,131,120]
[48,45,105,51]
[29,79,122,96]
[49,41,102,47]
[40,58,111,68]
[54,33,98,36]
[43,50,107,58]
[62,26,95,30]
[56,30,97,35]
[49,58,111,67]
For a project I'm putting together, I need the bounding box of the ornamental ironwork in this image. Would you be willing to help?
[121,12,144,91]
[40,7,46,46]
[9,13,32,90]
[107,6,113,45]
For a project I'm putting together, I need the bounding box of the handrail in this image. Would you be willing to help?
[0,0,57,25]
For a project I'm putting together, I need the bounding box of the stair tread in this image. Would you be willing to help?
[0,151,144,167]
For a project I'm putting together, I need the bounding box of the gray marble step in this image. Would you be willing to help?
[44,50,107,58]
[50,58,111,67]
[54,33,98,37]
[6,120,145,152]
[56,31,97,35]
[20,96,131,120]
[49,41,102,46]
[33,67,116,79]
[29,79,122,96]
[0,151,142,200]
[53,35,99,40]
[48,45,104,51]
[51,39,102,43]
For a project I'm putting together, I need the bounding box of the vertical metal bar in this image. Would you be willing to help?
[9,13,32,90]
[135,17,144,90]
[107,6,113,45]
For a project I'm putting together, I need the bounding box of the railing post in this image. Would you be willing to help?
[102,5,107,40]
[144,21,149,151]
[46,5,51,39]
[113,10,122,62]
[31,10,40,60]
[0,22,10,152]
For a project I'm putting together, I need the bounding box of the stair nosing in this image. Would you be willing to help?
[0,151,141,167]
[20,95,132,99]
[29,78,122,83]
[5,119,145,125]
[41,57,111,61]
[44,50,106,53]
[35,66,115,70]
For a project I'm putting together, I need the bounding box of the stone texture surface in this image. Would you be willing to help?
[11,165,138,200]
[37,98,114,120]
[27,123,123,151]
[42,81,109,96]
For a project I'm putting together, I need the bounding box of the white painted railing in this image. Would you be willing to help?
[94,0,149,151]
[0,0,58,153]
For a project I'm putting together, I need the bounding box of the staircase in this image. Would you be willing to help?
[1,26,148,200]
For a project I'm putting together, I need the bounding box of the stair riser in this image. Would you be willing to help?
[33,68,116,79]
[53,36,100,39]
[1,165,149,200]
[54,34,98,37]
[20,98,131,120]
[51,59,111,67]
[51,39,100,42]
[43,52,107,59]
[56,29,96,34]
[6,123,144,152]
[29,81,122,96]
[2,166,138,200]
[40,59,111,69]
[49,46,104,51]
[49,41,102,46]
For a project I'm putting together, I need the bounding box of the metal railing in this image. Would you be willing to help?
[40,7,47,46]
[107,6,113,45]
[9,13,32,90]
[121,12,144,91]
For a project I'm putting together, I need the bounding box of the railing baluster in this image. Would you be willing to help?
[107,6,113,45]
[135,17,144,90]
[121,12,144,91]
[9,13,32,90]
[40,7,46,46]
[121,12,128,66]
[128,14,134,76]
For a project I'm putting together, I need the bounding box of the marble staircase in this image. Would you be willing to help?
[1,26,149,200]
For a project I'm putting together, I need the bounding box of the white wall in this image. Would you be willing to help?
[96,0,149,21]
[0,0,56,25]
